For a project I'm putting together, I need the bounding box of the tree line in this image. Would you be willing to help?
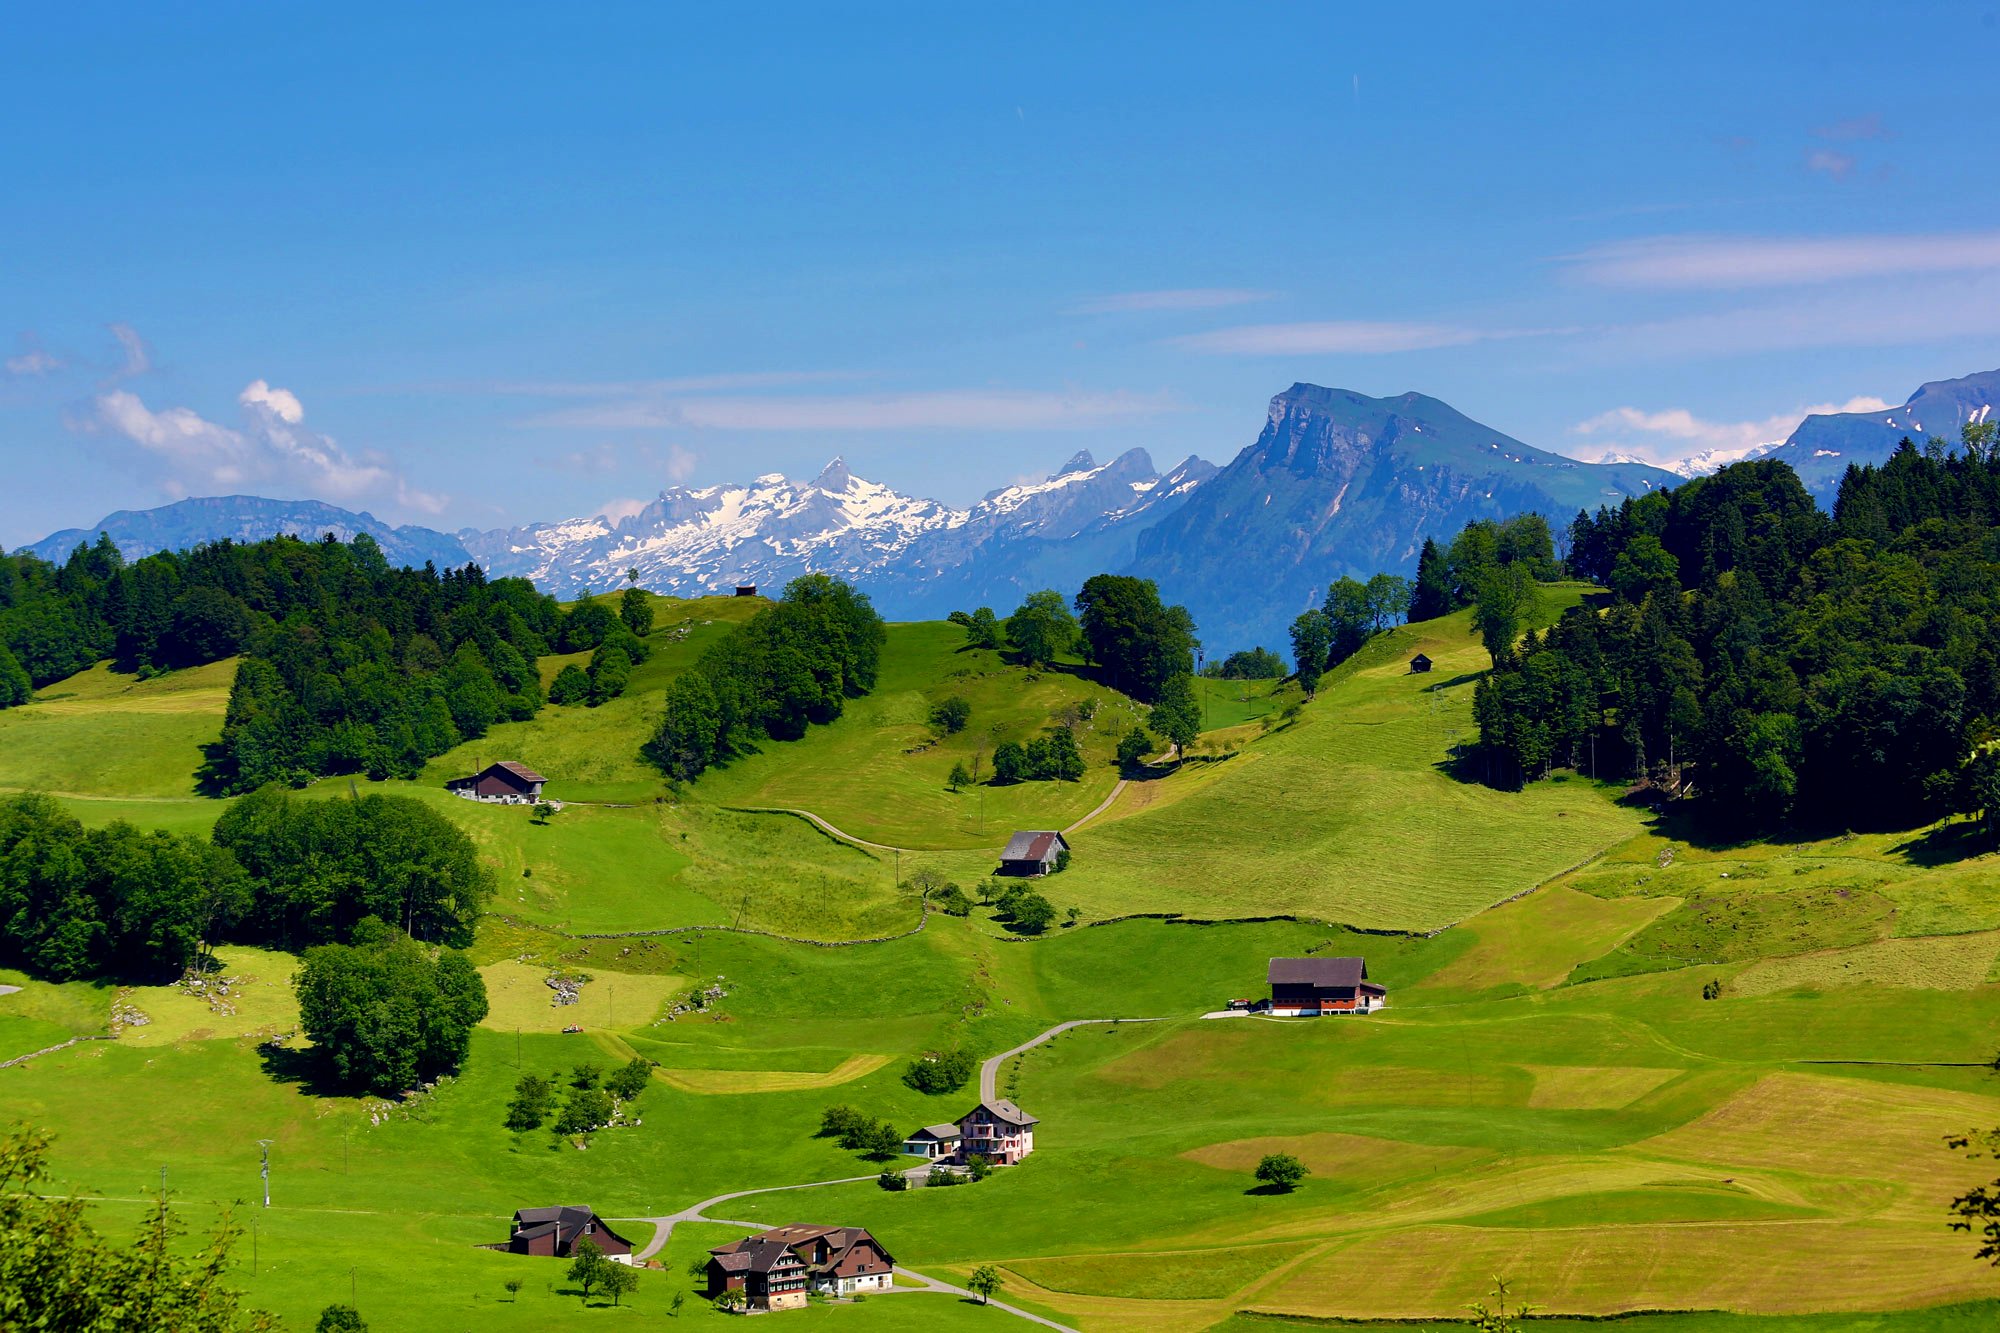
[1288,515,1559,693]
[0,788,492,982]
[0,532,658,792]
[648,575,886,781]
[1474,436,2000,835]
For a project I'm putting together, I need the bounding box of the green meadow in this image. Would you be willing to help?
[3,588,2000,1329]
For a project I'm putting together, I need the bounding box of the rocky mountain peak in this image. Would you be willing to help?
[1050,450,1097,479]
[811,456,854,491]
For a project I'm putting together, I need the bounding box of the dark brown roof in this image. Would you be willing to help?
[1268,956,1368,988]
[710,1225,892,1275]
[493,760,546,783]
[1000,830,1067,862]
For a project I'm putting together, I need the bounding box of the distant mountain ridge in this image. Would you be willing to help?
[1128,384,1677,648]
[18,495,473,570]
[1764,369,2000,497]
[19,381,1690,652]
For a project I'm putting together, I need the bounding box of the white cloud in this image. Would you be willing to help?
[596,497,650,524]
[5,347,61,377]
[1172,320,1547,356]
[1570,395,1895,467]
[239,378,304,423]
[1804,149,1856,181]
[1565,231,2000,289]
[77,380,445,514]
[1815,114,1889,141]
[1070,288,1275,314]
[107,322,151,378]
[525,389,1170,432]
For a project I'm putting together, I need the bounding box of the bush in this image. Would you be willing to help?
[947,761,972,791]
[1003,891,1057,935]
[929,696,972,734]
[505,1073,557,1131]
[936,883,973,917]
[606,1056,653,1101]
[903,1049,975,1095]
[554,1085,616,1135]
[548,663,590,705]
[1115,726,1153,770]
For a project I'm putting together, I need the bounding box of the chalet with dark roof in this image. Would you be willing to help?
[999,829,1068,877]
[503,1205,633,1261]
[446,760,546,805]
[706,1225,896,1308]
[1267,956,1386,1016]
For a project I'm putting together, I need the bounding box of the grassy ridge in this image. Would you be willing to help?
[1066,589,1645,930]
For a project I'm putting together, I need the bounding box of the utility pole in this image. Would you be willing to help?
[257,1139,272,1209]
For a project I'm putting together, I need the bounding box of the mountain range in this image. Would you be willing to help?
[31,372,1988,652]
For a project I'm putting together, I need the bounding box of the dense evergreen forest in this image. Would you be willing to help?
[649,574,887,781]
[1473,439,2000,834]
[0,532,654,791]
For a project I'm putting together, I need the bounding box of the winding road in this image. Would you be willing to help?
[619,1018,1182,1331]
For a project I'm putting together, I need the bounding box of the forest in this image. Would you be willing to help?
[0,532,660,791]
[1472,438,2000,834]
[648,574,887,781]
[0,789,492,982]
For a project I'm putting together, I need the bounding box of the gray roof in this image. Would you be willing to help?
[967,1098,1038,1128]
[907,1123,961,1140]
[1000,830,1067,862]
[1268,956,1367,988]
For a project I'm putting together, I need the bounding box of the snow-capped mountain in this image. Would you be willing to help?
[1764,369,2000,497]
[1595,440,1781,480]
[458,450,1218,611]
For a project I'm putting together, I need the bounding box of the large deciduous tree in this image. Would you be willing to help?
[294,922,489,1095]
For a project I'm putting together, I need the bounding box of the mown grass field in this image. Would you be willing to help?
[1062,588,1647,930]
[697,621,1150,849]
[5,587,2000,1329]
[0,656,235,798]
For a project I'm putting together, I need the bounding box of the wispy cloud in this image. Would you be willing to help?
[1565,231,2000,289]
[524,388,1171,432]
[106,322,151,379]
[1570,395,1895,467]
[1070,288,1275,314]
[1804,149,1856,181]
[73,377,444,513]
[1172,320,1552,356]
[480,370,855,397]
[4,343,61,377]
[1815,113,1890,142]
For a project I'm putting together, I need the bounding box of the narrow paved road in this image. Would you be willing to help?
[731,806,908,853]
[981,1016,1166,1103]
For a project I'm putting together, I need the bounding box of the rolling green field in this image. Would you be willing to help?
[1063,588,1647,930]
[4,586,2000,1330]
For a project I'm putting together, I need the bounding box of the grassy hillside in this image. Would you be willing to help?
[1064,587,1644,930]
[0,655,235,798]
[696,621,1150,848]
[6,899,1999,1330]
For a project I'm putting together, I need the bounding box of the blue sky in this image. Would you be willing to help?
[4,1,1998,544]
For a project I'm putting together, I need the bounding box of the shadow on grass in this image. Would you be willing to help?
[1893,819,2000,868]
[255,1043,357,1098]
[1243,1183,1301,1197]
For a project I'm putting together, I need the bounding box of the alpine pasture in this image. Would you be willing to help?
[3,591,1999,1330]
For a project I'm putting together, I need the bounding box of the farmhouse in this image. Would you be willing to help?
[502,1205,635,1262]
[999,829,1068,876]
[706,1225,896,1309]
[956,1098,1038,1164]
[1267,956,1386,1016]
[1409,653,1432,674]
[901,1122,963,1160]
[446,761,546,805]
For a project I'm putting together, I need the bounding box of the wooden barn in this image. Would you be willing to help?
[503,1205,634,1261]
[1267,956,1386,1016]
[1409,653,1433,674]
[999,830,1068,876]
[446,761,546,805]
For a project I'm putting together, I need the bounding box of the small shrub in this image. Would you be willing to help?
[903,1049,974,1095]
